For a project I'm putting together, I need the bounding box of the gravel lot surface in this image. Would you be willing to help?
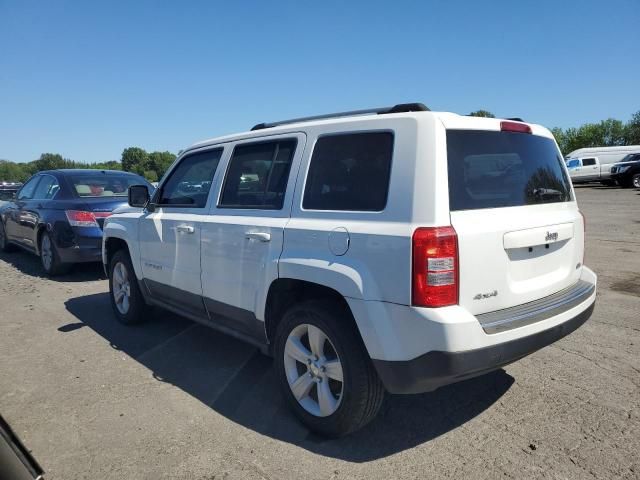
[0,186,638,479]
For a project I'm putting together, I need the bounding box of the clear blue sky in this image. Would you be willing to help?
[1,0,638,163]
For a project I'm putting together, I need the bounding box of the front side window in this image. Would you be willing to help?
[219,139,296,209]
[158,149,223,208]
[32,175,59,200]
[566,159,580,168]
[447,130,573,211]
[303,132,394,211]
[17,176,41,200]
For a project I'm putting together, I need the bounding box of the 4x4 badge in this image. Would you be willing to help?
[474,290,498,300]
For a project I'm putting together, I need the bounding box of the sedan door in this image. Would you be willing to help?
[4,175,42,248]
[200,134,305,339]
[138,147,224,318]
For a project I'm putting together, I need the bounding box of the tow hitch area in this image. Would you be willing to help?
[0,414,44,480]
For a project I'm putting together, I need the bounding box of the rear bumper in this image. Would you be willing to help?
[56,235,102,263]
[373,302,594,394]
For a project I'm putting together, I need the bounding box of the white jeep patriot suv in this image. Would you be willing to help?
[102,103,597,436]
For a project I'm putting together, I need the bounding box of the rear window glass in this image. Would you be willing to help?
[447,130,572,211]
[303,132,393,211]
[70,173,148,197]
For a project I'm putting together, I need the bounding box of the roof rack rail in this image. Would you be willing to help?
[251,102,429,131]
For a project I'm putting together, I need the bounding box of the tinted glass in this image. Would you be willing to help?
[159,149,222,207]
[566,159,579,168]
[303,132,393,211]
[17,176,40,200]
[220,140,296,209]
[582,158,596,166]
[447,130,572,211]
[32,175,59,199]
[71,173,149,198]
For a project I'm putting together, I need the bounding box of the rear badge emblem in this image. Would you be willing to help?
[474,290,498,300]
[545,231,558,242]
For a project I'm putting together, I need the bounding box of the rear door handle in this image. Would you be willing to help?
[176,225,195,234]
[245,232,271,242]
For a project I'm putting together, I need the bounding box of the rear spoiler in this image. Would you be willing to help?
[0,415,44,479]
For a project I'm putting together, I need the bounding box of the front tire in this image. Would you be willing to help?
[109,249,148,324]
[274,300,385,437]
[632,174,640,189]
[40,230,70,276]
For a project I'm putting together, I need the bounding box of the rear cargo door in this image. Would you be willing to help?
[446,128,584,315]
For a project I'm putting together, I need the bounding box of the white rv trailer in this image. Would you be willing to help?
[565,145,640,183]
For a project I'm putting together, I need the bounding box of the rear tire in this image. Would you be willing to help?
[39,230,70,276]
[0,221,16,253]
[109,249,148,324]
[274,300,385,437]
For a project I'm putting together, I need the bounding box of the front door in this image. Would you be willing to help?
[5,175,42,247]
[200,134,305,338]
[139,147,224,317]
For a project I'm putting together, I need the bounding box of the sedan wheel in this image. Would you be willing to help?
[40,234,53,271]
[633,174,640,189]
[284,323,344,417]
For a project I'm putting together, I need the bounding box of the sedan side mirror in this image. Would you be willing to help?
[128,185,150,208]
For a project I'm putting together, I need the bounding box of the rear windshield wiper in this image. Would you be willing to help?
[530,187,564,199]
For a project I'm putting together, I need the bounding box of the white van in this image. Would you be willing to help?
[566,146,640,184]
[103,103,597,436]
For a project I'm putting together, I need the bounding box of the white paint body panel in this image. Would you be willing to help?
[103,110,597,363]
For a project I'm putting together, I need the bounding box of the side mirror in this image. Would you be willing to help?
[128,185,150,208]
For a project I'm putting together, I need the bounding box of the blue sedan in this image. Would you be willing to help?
[0,169,152,275]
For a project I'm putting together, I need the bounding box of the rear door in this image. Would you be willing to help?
[200,134,304,335]
[446,127,583,315]
[138,148,224,317]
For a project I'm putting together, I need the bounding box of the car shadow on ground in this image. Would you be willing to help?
[0,251,105,282]
[64,292,513,462]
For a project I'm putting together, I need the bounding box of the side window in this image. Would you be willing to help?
[566,159,580,168]
[157,149,223,208]
[17,176,41,200]
[303,132,394,211]
[32,175,60,200]
[582,158,596,166]
[219,139,296,209]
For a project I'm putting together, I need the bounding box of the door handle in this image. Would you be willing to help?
[176,225,195,234]
[245,232,271,242]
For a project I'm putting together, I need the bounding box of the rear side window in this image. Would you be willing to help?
[303,132,393,211]
[219,139,296,210]
[71,173,149,198]
[32,175,59,199]
[447,130,572,211]
[582,158,596,166]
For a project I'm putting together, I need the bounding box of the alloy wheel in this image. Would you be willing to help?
[112,261,131,314]
[283,323,344,417]
[41,234,53,271]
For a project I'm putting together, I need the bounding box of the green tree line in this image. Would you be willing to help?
[469,109,640,154]
[0,148,176,183]
[2,111,639,183]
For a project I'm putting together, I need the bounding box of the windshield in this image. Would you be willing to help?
[69,173,149,197]
[447,130,573,211]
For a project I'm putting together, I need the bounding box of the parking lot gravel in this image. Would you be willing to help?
[0,185,638,479]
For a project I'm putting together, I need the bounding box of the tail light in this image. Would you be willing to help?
[412,226,458,307]
[500,121,532,134]
[65,210,111,227]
